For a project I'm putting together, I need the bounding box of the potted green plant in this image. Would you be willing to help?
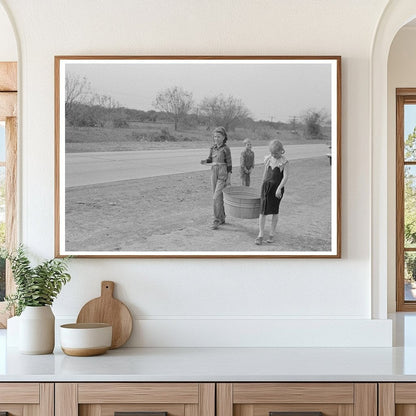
[3,245,71,354]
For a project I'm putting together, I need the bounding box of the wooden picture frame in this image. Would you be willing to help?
[55,56,341,258]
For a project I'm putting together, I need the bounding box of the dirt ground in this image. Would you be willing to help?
[65,156,332,253]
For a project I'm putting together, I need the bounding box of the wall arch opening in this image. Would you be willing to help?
[371,1,416,320]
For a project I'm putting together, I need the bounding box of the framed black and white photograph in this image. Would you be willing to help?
[55,56,341,258]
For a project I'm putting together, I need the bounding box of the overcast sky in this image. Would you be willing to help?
[65,59,334,122]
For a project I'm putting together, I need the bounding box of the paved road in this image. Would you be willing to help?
[66,144,330,187]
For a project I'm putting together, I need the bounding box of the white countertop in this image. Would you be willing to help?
[2,345,416,382]
[2,313,416,382]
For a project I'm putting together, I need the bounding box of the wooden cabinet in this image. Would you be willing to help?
[0,381,412,416]
[379,383,416,416]
[55,383,215,416]
[53,382,379,416]
[0,383,53,415]
[217,383,377,416]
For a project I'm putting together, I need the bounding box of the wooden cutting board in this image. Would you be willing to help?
[76,281,133,349]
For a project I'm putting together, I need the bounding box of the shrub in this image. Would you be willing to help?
[113,118,129,128]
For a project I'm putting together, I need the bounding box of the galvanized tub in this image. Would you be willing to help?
[223,186,261,219]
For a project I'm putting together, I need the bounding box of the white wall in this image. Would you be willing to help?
[0,3,16,61]
[387,26,416,312]
[0,0,393,347]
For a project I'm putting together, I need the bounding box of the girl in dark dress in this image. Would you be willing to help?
[255,139,289,245]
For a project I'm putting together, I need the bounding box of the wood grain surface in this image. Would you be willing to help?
[62,346,110,357]
[0,92,16,121]
[0,62,17,92]
[233,383,354,404]
[77,383,199,404]
[379,383,394,416]
[76,281,133,348]
[0,383,39,403]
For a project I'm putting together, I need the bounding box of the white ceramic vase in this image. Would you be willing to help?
[19,305,55,354]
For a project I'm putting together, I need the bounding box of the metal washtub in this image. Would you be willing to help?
[223,186,261,219]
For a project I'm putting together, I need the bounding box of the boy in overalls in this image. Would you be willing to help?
[240,138,255,186]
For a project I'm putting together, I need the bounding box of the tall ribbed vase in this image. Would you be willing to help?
[18,306,55,354]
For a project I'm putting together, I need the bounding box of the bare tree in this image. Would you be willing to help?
[199,94,250,131]
[90,93,120,109]
[65,72,91,117]
[88,93,121,127]
[65,73,124,127]
[153,86,194,131]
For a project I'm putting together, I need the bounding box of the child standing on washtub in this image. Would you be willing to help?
[200,126,232,230]
[255,139,289,245]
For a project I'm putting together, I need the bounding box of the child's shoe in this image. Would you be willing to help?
[255,236,263,245]
[211,221,220,230]
[266,235,274,243]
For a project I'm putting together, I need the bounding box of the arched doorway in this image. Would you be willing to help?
[371,1,416,318]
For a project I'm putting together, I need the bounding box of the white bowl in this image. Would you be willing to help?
[60,323,112,356]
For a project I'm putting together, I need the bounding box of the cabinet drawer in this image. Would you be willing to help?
[56,383,215,416]
[218,383,376,416]
[0,383,53,416]
[78,383,200,403]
